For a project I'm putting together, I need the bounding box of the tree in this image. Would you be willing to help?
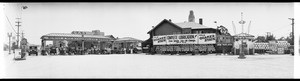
[278,37,285,41]
[265,33,276,42]
[217,25,230,35]
[255,36,266,42]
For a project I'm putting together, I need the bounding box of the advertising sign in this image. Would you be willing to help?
[153,33,216,45]
[167,34,197,44]
[198,33,216,44]
[153,36,167,45]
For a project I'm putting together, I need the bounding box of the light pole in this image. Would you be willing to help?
[238,12,246,59]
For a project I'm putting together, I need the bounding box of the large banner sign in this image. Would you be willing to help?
[153,36,167,45]
[167,34,197,44]
[153,33,216,45]
[198,33,216,44]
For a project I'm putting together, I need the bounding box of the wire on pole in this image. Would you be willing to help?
[5,15,17,34]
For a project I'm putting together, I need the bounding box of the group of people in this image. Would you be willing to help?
[39,46,141,55]
[41,46,113,55]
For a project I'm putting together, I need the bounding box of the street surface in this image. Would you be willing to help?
[2,51,294,78]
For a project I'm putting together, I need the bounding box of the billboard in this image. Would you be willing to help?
[153,33,216,45]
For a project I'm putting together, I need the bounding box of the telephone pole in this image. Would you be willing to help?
[8,33,12,54]
[288,18,294,45]
[288,18,294,55]
[15,18,21,48]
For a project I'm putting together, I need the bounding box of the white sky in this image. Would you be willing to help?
[2,3,294,45]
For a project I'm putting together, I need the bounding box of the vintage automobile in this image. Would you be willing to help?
[133,47,142,54]
[28,45,38,56]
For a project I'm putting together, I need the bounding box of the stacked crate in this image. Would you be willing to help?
[277,41,290,54]
[254,43,269,54]
[269,41,278,53]
[254,43,269,50]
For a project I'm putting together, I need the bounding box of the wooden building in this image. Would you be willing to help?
[142,10,233,54]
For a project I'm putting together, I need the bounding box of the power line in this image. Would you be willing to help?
[5,15,17,34]
[269,25,291,32]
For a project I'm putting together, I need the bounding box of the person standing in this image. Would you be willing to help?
[56,47,59,55]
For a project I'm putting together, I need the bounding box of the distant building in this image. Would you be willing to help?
[41,29,143,54]
[41,30,112,50]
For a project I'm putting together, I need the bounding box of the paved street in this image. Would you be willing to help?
[2,51,294,78]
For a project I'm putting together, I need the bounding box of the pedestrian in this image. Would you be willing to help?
[60,47,64,55]
[55,47,59,55]
[49,47,55,55]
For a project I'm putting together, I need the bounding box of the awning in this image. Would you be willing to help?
[41,33,112,41]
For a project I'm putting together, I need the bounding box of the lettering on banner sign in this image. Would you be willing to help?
[153,36,167,45]
[198,34,216,44]
[168,34,197,44]
[153,33,216,45]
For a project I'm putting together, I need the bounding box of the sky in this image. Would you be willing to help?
[1,3,294,45]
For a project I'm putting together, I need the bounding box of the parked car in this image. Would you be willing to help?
[28,45,38,56]
[133,47,142,54]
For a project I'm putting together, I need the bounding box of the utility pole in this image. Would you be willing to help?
[288,18,294,44]
[288,18,294,55]
[8,33,12,54]
[15,18,21,48]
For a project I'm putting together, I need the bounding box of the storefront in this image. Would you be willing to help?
[40,30,113,55]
